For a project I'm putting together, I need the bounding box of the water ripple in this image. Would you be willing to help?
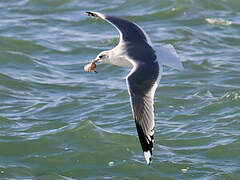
[0,0,240,179]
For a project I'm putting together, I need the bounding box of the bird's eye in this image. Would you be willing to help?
[99,55,105,59]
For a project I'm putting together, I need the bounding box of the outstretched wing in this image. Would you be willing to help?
[126,61,160,164]
[85,11,152,45]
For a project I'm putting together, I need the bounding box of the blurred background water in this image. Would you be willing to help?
[0,0,240,179]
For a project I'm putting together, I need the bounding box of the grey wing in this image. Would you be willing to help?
[85,11,156,64]
[85,11,152,45]
[126,61,160,164]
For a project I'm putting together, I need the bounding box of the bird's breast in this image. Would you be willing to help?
[110,56,132,67]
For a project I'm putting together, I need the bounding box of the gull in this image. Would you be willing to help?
[85,11,184,164]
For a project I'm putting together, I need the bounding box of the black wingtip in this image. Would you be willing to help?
[135,122,154,164]
[85,11,97,17]
[144,150,152,165]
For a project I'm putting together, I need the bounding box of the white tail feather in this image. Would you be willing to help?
[154,44,184,70]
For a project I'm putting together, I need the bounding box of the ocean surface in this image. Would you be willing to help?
[0,0,240,179]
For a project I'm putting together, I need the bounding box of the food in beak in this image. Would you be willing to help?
[84,59,98,73]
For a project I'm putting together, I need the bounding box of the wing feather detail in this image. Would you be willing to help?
[126,62,159,164]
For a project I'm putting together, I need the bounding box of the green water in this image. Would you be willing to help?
[0,0,240,179]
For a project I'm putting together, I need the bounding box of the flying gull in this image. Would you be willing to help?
[85,11,184,164]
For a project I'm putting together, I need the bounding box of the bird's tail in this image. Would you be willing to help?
[154,44,184,70]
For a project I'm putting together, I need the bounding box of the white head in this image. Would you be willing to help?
[92,48,132,67]
[94,50,111,64]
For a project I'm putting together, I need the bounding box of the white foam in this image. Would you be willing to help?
[108,161,114,166]
[205,18,232,26]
